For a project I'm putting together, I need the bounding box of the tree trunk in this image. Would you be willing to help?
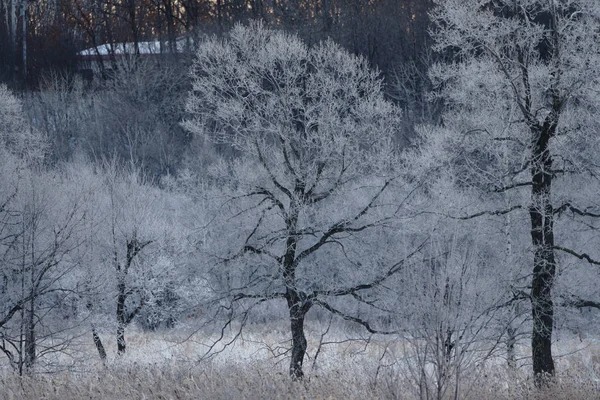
[165,0,177,54]
[506,326,516,369]
[529,125,556,383]
[287,293,308,380]
[282,203,311,379]
[24,296,35,370]
[127,0,140,56]
[8,0,18,81]
[116,282,127,354]
[20,0,26,82]
[92,325,107,361]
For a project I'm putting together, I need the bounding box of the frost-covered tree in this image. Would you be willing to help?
[1,89,93,370]
[0,86,91,373]
[183,23,421,379]
[84,164,180,356]
[0,168,95,373]
[422,0,600,380]
[0,84,46,161]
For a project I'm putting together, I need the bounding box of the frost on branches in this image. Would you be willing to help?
[422,0,600,382]
[0,85,46,161]
[184,22,421,379]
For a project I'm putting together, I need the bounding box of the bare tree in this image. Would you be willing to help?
[183,22,424,379]
[0,88,94,373]
[422,0,600,383]
[0,84,46,160]
[83,163,180,356]
[390,227,518,400]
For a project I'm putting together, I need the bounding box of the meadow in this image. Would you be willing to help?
[2,323,600,399]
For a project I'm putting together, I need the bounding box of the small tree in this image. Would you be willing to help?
[394,225,516,400]
[0,85,62,374]
[0,84,46,161]
[85,163,179,356]
[184,22,422,379]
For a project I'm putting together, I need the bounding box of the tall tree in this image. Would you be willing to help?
[184,22,421,379]
[0,85,90,374]
[423,0,600,382]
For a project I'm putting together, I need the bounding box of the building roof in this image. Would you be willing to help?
[78,37,195,57]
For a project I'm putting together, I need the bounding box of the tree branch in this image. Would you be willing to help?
[255,141,293,200]
[455,205,523,220]
[233,292,286,302]
[554,245,600,266]
[295,181,391,265]
[313,299,396,334]
[560,295,600,310]
[243,245,283,263]
[492,182,532,193]
[126,297,145,324]
[554,203,600,218]
[313,239,427,298]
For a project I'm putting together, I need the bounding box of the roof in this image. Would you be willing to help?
[77,37,195,57]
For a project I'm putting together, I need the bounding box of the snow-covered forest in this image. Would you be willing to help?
[1,1,600,398]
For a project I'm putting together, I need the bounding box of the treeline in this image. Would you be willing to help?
[0,0,431,86]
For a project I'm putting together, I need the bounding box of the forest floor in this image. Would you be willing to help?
[1,322,600,399]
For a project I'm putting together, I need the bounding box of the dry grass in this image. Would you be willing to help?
[1,325,600,399]
[1,363,600,400]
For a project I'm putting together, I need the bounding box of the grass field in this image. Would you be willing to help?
[1,323,600,399]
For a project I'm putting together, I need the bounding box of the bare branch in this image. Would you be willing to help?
[313,299,396,335]
[492,182,532,193]
[554,245,600,266]
[560,295,600,310]
[554,203,600,218]
[313,239,427,298]
[454,205,523,220]
[255,141,293,200]
[295,181,391,265]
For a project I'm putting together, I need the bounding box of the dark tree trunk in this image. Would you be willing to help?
[282,203,311,379]
[529,124,556,383]
[116,282,127,354]
[24,297,35,370]
[287,292,309,380]
[127,0,140,55]
[114,237,149,355]
[92,325,107,361]
[165,0,177,54]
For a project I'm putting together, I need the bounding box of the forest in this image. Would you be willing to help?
[1,0,600,399]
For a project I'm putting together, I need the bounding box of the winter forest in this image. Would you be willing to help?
[1,0,600,398]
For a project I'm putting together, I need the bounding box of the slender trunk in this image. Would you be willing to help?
[88,297,107,361]
[166,0,177,54]
[25,233,35,371]
[20,0,26,82]
[113,238,148,356]
[116,282,127,354]
[506,326,516,368]
[216,0,223,34]
[9,0,17,80]
[92,325,107,361]
[503,127,517,370]
[24,296,35,370]
[18,224,25,376]
[10,0,17,51]
[128,0,139,56]
[18,306,23,375]
[529,125,556,383]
